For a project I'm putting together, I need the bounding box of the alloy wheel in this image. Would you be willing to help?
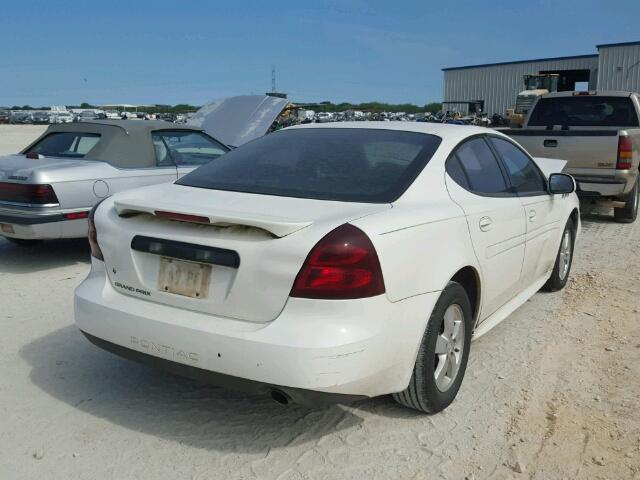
[434,304,465,392]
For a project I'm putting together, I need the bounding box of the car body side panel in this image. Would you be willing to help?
[444,179,527,320]
[51,168,179,210]
[0,159,177,211]
[354,203,477,303]
[517,190,579,288]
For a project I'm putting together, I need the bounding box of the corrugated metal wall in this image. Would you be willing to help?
[597,44,640,92]
[443,56,599,115]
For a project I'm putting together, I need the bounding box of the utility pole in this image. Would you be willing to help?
[271,65,276,93]
[266,65,286,99]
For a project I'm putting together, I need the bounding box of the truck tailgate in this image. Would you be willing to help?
[505,130,619,175]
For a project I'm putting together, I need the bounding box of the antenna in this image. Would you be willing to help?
[271,65,276,93]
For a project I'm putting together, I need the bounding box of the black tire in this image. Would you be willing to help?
[541,219,575,292]
[614,178,639,223]
[393,281,473,413]
[3,237,43,246]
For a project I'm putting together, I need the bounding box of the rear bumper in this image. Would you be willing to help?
[0,205,89,239]
[80,331,366,406]
[75,258,439,399]
[573,170,637,198]
[576,180,626,197]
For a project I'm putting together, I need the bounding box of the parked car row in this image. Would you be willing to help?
[1,91,636,414]
[0,109,189,125]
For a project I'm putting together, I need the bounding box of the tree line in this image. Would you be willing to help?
[5,101,442,114]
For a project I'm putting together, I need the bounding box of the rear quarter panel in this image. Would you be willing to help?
[353,200,479,303]
[32,163,177,209]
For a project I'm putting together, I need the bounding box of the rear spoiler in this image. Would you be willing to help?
[113,199,312,238]
[531,157,567,179]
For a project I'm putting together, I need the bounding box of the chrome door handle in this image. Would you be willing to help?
[528,209,537,221]
[479,216,493,232]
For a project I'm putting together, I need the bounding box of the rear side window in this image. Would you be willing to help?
[528,96,639,127]
[152,131,228,166]
[26,132,101,158]
[489,137,547,195]
[450,138,509,195]
[178,128,442,203]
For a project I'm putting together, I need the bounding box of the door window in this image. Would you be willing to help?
[152,131,228,166]
[448,137,510,195]
[490,137,547,195]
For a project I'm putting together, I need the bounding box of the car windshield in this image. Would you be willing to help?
[26,132,101,158]
[528,96,639,127]
[177,128,442,203]
[152,131,228,166]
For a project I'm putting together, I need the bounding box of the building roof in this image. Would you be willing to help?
[442,54,598,72]
[542,90,635,98]
[596,40,640,49]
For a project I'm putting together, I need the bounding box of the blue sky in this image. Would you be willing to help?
[1,0,638,107]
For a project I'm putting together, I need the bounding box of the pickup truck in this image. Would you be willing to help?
[503,91,640,222]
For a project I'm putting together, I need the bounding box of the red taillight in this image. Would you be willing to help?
[155,210,210,224]
[290,224,385,300]
[0,182,58,205]
[64,211,89,220]
[88,202,104,261]
[617,136,633,170]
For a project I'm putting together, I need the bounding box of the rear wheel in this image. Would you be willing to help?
[393,281,472,413]
[3,237,43,246]
[541,219,574,292]
[614,178,638,223]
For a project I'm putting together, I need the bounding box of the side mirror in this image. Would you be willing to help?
[548,173,575,194]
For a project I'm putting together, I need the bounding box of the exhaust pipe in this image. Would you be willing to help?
[270,389,291,405]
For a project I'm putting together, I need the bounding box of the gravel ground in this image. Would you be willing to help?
[0,124,47,155]
[0,125,639,479]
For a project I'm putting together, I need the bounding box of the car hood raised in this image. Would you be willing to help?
[187,95,288,147]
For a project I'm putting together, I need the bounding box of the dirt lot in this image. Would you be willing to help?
[0,124,47,155]
[0,125,639,479]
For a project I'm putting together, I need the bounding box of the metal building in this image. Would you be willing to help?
[597,41,640,91]
[442,41,640,116]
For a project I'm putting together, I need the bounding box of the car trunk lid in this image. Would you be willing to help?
[98,183,390,323]
[0,154,93,182]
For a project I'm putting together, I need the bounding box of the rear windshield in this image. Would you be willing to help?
[26,132,101,158]
[177,128,442,203]
[528,96,639,127]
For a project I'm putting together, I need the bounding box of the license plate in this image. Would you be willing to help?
[158,257,212,299]
[1,223,14,234]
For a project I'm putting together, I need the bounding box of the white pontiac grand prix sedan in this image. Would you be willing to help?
[75,122,580,413]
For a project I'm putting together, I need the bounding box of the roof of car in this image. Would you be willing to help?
[49,119,203,134]
[287,120,492,138]
[21,120,217,168]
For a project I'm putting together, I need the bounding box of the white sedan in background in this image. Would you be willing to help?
[75,122,579,413]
